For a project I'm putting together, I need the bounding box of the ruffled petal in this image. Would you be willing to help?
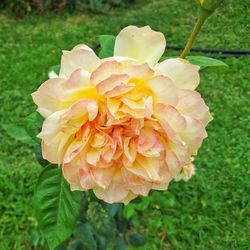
[145,76,178,106]
[177,89,213,126]
[60,44,100,78]
[114,25,166,66]
[93,170,129,203]
[155,58,200,90]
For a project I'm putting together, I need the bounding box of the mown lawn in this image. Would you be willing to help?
[0,0,249,249]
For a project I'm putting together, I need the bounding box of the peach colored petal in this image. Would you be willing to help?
[155,58,200,90]
[96,74,129,94]
[156,103,187,132]
[114,25,166,66]
[79,168,96,190]
[60,99,98,134]
[62,68,91,89]
[152,163,172,190]
[105,84,135,98]
[90,60,123,84]
[126,155,161,182]
[93,171,129,203]
[177,89,213,126]
[165,150,181,178]
[32,69,93,118]
[91,167,116,189]
[107,98,121,118]
[125,63,154,79]
[32,78,66,117]
[121,168,152,196]
[63,124,92,164]
[179,116,207,155]
[41,135,64,164]
[124,137,137,163]
[38,110,66,144]
[91,133,106,148]
[63,157,84,191]
[145,75,178,106]
[86,148,102,166]
[60,46,100,78]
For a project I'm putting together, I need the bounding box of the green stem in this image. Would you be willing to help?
[180,9,211,59]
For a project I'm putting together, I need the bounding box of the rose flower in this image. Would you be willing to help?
[32,26,212,204]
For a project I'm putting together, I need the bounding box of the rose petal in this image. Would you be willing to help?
[155,58,200,90]
[177,89,213,126]
[114,25,166,66]
[60,45,100,78]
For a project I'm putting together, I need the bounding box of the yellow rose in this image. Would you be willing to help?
[32,26,212,204]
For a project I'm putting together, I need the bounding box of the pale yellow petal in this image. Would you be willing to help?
[114,25,166,66]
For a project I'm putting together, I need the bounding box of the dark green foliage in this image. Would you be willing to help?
[34,165,83,249]
[129,233,146,247]
[24,112,43,143]
[2,124,37,146]
[0,0,135,17]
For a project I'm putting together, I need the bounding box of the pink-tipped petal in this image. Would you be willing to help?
[145,76,178,106]
[60,46,100,78]
[177,89,213,126]
[155,58,200,90]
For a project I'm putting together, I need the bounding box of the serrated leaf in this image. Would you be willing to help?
[2,124,36,146]
[186,56,229,73]
[73,223,97,250]
[24,112,43,143]
[34,165,83,250]
[98,35,116,58]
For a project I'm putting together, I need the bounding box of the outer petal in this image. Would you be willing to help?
[32,69,92,118]
[114,25,166,66]
[179,116,207,155]
[32,78,66,117]
[177,89,213,126]
[38,110,72,163]
[63,156,84,191]
[93,170,129,203]
[155,58,200,90]
[145,76,178,106]
[60,44,100,78]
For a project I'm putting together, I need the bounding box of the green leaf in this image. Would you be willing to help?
[2,124,36,146]
[73,222,97,250]
[123,204,135,219]
[128,233,146,247]
[34,145,50,167]
[24,112,43,143]
[98,35,116,59]
[87,202,115,249]
[34,165,83,250]
[117,236,126,250]
[186,56,229,73]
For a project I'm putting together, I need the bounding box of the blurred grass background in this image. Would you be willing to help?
[0,0,249,249]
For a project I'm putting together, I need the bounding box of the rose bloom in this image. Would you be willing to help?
[32,26,212,204]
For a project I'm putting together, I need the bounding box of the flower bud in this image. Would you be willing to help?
[197,0,223,12]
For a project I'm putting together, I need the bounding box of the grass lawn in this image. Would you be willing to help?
[0,0,249,249]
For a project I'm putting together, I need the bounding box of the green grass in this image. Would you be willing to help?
[0,0,249,249]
